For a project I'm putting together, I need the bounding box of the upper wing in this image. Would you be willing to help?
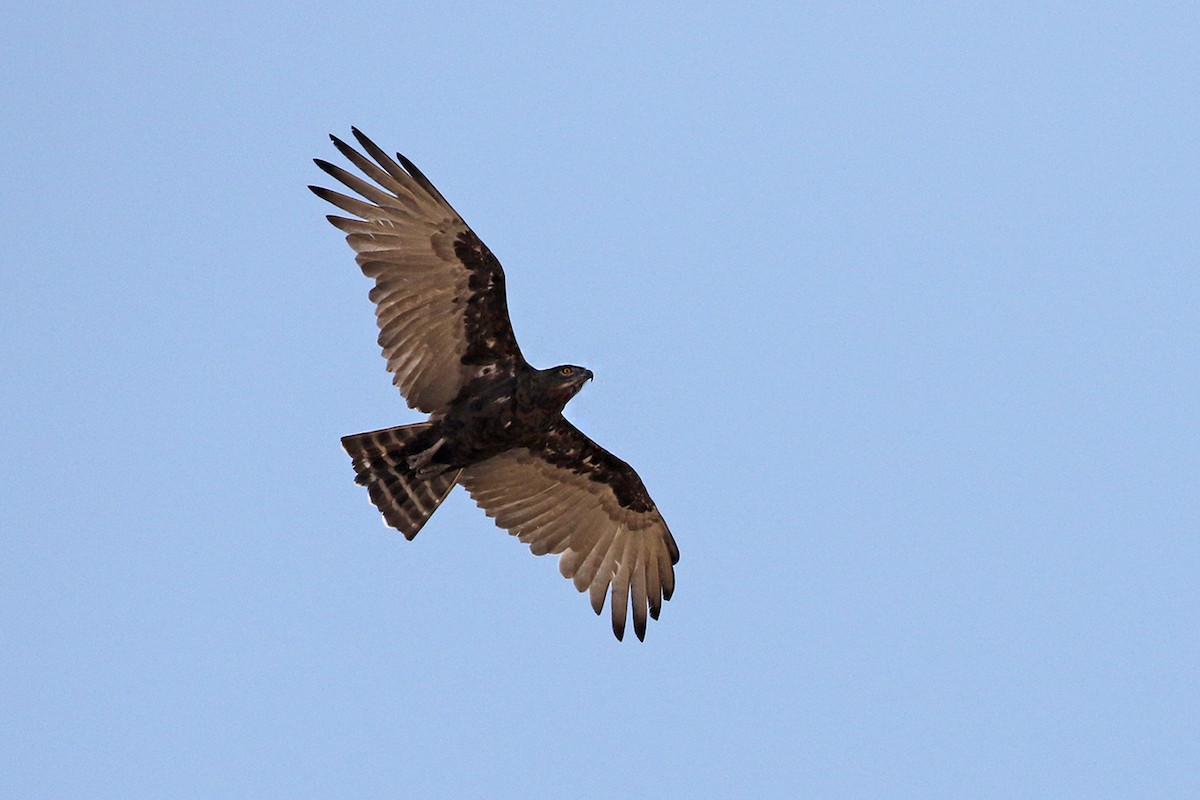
[310,129,527,414]
[457,419,679,641]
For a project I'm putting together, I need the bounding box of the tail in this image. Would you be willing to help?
[341,423,462,540]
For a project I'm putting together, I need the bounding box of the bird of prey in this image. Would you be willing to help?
[310,129,678,641]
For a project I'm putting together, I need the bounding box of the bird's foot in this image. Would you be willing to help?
[406,437,446,476]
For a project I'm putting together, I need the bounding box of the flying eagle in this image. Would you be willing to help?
[310,129,678,641]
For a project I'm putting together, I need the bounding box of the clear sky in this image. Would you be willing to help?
[3,3,1197,797]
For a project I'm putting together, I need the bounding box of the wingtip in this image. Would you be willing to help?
[395,150,417,170]
[308,185,342,206]
[308,185,340,205]
[350,126,374,150]
[329,134,354,158]
[633,606,648,641]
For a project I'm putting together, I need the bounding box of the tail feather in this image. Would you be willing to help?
[341,423,461,540]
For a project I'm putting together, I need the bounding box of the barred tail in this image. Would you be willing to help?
[341,423,461,540]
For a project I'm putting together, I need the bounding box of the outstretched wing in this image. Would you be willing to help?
[310,129,527,414]
[457,419,679,641]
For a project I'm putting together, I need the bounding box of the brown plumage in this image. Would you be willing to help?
[311,129,678,641]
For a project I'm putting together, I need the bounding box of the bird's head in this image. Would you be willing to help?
[540,364,593,405]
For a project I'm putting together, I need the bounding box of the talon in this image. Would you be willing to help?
[415,464,446,480]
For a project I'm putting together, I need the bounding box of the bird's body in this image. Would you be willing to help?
[311,130,677,640]
[398,364,592,478]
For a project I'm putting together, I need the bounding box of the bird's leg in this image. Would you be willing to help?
[407,437,447,478]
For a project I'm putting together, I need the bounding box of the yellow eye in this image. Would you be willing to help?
[560,366,573,376]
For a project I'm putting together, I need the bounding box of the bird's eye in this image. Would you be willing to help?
[560,367,573,376]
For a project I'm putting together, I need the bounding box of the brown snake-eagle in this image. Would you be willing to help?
[311,130,678,640]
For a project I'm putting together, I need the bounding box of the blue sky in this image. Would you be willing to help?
[3,3,1197,797]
